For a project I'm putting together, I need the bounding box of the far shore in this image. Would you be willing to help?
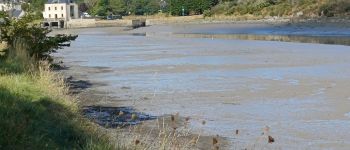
[63,15,350,29]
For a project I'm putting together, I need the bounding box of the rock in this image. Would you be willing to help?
[268,135,275,143]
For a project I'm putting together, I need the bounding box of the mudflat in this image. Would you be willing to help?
[55,23,350,149]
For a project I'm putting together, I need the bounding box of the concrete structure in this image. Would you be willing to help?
[42,0,79,28]
[66,19,146,29]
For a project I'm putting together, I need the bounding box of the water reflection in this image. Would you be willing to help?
[174,33,350,46]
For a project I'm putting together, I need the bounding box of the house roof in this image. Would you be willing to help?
[12,9,24,18]
[47,0,74,4]
[0,0,21,4]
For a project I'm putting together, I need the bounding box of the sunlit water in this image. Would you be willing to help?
[174,33,350,46]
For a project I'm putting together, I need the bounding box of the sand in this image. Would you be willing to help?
[55,23,350,149]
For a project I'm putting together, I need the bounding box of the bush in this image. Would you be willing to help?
[203,9,212,17]
[0,13,77,62]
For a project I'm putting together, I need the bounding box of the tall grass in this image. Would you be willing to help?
[0,43,118,149]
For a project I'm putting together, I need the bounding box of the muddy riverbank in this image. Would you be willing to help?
[55,22,350,149]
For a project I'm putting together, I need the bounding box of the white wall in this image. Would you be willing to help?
[43,3,79,20]
[66,4,78,19]
[0,3,13,11]
[43,4,68,20]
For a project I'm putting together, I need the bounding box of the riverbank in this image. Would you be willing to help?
[0,58,117,149]
[129,19,350,39]
[124,14,350,27]
[62,14,350,30]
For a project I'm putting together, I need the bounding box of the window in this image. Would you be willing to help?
[48,7,50,11]
[49,14,51,18]
[61,14,64,18]
[55,7,57,10]
[55,14,57,19]
[70,5,74,17]
[61,6,63,10]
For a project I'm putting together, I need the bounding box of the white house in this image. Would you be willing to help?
[42,0,78,21]
[0,0,13,11]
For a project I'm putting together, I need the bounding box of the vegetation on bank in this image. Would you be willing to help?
[0,60,118,149]
[21,0,348,21]
[26,0,219,17]
[79,0,219,16]
[208,0,350,18]
[0,13,117,149]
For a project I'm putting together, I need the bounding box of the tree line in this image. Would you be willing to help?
[25,0,218,16]
[81,0,219,16]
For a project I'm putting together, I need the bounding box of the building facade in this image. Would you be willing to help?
[42,0,78,21]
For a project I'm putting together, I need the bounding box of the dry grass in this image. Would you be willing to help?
[106,113,228,150]
[0,42,119,149]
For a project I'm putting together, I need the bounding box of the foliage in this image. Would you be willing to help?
[25,0,46,18]
[94,0,113,16]
[109,0,127,15]
[85,0,217,16]
[90,0,159,16]
[203,9,212,17]
[168,0,217,16]
[210,0,350,17]
[0,13,77,61]
[319,0,350,17]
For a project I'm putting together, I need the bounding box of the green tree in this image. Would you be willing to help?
[144,0,160,15]
[169,0,215,15]
[91,0,110,16]
[110,0,127,15]
[0,12,77,61]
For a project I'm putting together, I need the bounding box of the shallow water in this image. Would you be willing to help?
[56,26,350,149]
[174,33,350,46]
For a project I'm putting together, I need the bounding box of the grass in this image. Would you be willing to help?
[0,58,118,149]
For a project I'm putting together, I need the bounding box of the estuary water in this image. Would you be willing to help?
[56,24,350,149]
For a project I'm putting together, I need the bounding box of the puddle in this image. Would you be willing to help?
[83,106,156,128]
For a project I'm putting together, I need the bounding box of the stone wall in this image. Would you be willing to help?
[145,15,204,26]
[66,19,145,28]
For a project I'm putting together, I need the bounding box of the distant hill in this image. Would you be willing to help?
[209,0,350,18]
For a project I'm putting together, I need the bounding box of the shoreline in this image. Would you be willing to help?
[63,71,230,149]
[59,15,350,30]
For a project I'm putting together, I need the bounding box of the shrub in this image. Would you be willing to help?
[203,9,212,17]
[0,13,77,62]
